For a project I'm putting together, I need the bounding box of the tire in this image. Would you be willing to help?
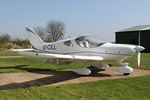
[123,73,130,76]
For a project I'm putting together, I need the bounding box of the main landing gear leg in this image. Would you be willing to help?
[93,62,109,71]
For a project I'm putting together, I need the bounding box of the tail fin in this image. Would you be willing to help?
[26,27,45,48]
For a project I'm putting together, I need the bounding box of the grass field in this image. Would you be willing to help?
[0,51,150,100]
[0,51,19,56]
[0,75,150,100]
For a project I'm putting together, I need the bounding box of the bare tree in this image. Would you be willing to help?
[34,26,46,41]
[46,20,65,42]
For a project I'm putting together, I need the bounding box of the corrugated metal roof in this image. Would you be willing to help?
[117,25,150,32]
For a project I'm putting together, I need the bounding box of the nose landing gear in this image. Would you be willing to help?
[112,62,133,76]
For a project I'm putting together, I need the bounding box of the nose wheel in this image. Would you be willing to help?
[123,73,130,76]
[112,61,133,75]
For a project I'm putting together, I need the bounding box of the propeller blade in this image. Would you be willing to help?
[137,52,141,69]
[138,25,141,69]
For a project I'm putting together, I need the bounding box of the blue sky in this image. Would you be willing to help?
[0,0,150,41]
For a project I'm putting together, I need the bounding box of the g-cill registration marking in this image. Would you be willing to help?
[43,45,56,50]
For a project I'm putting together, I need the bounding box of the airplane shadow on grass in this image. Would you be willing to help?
[0,65,111,90]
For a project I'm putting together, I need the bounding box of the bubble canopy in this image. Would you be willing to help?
[75,36,105,48]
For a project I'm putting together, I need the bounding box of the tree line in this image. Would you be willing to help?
[0,20,65,51]
[0,34,30,50]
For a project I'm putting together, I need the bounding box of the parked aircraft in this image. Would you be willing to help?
[16,27,145,75]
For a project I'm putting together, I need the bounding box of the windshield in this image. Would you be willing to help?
[75,36,104,48]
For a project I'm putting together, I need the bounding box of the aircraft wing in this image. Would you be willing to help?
[19,51,103,61]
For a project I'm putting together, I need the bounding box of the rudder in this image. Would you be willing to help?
[26,27,45,48]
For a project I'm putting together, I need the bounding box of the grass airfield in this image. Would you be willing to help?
[0,51,150,100]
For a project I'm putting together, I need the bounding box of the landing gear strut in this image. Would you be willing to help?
[92,62,109,70]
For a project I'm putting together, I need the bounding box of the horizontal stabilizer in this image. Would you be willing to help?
[8,48,33,52]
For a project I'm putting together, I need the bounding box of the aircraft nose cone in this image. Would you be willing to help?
[135,46,145,52]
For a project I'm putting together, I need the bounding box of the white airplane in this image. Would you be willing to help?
[17,27,145,76]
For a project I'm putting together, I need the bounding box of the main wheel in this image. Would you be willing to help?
[123,73,130,76]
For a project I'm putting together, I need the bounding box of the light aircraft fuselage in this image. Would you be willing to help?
[32,36,143,61]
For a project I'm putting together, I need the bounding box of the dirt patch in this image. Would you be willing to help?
[0,56,23,58]
[0,67,150,90]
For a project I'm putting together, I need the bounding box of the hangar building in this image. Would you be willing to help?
[115,25,150,52]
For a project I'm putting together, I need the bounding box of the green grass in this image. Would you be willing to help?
[126,53,150,70]
[0,51,19,56]
[0,75,150,100]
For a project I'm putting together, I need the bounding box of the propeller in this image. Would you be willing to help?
[135,45,144,69]
[137,51,140,69]
[137,25,141,69]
